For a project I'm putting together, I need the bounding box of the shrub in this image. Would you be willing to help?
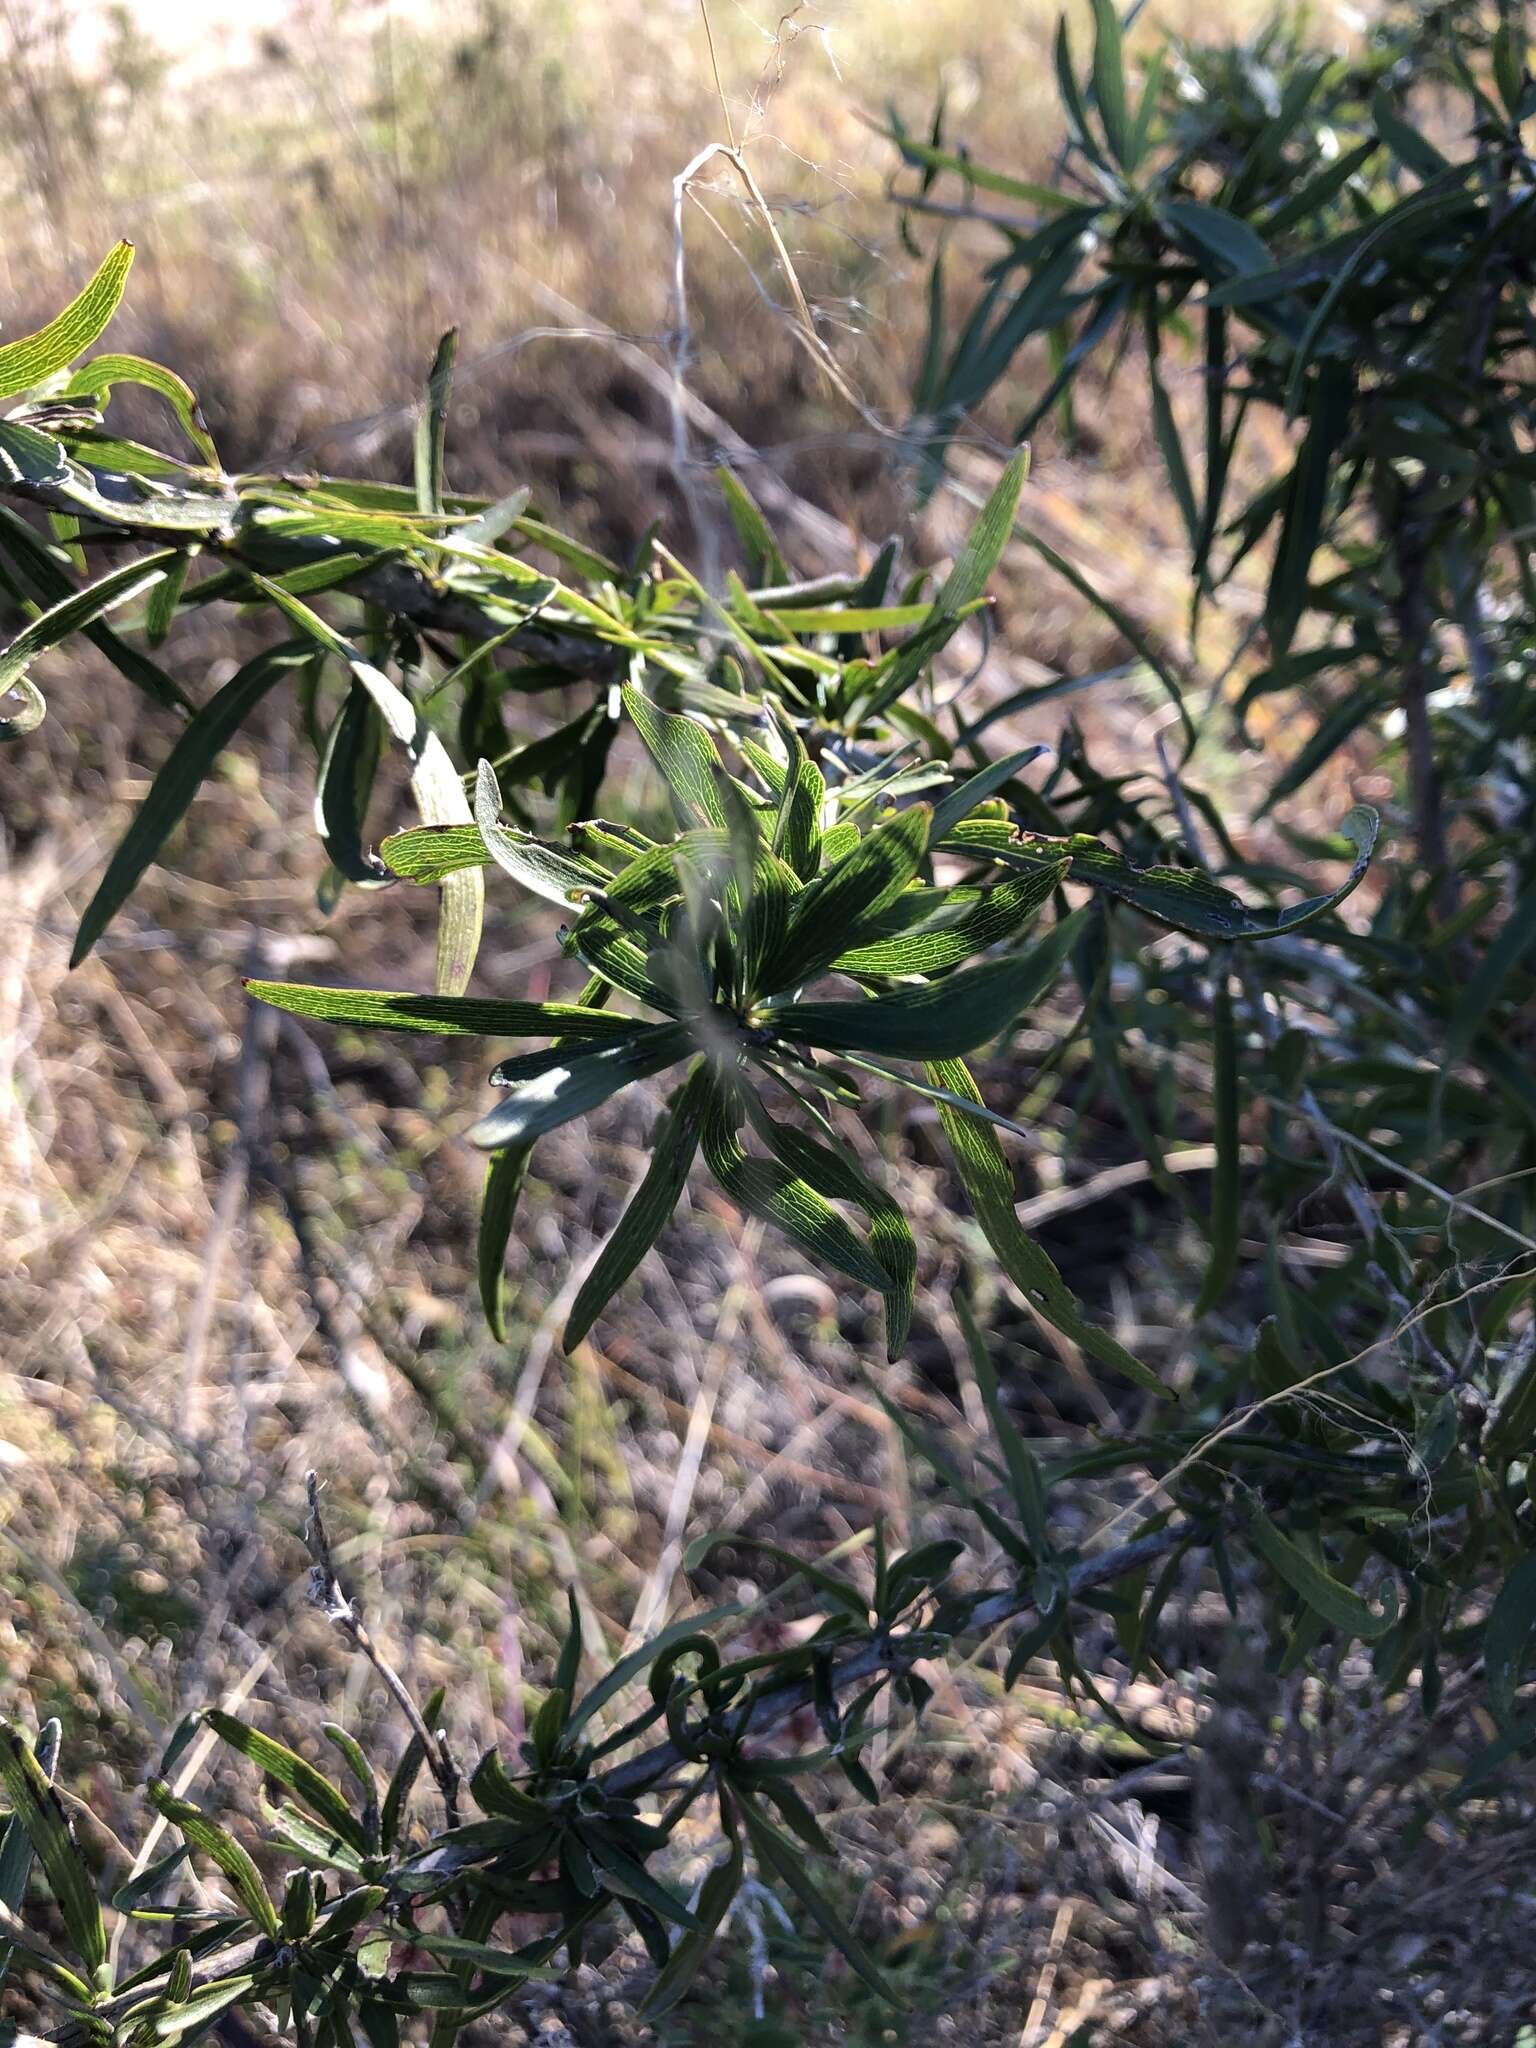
[2,5,1535,2036]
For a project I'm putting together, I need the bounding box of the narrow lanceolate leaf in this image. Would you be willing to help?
[701,1090,894,1304]
[769,711,825,881]
[640,1827,744,2019]
[0,549,176,741]
[737,1796,902,2006]
[480,1147,533,1343]
[0,240,135,398]
[716,466,787,584]
[379,1686,445,1855]
[0,1721,59,1992]
[244,981,639,1043]
[250,578,480,993]
[776,913,1085,1060]
[620,683,728,829]
[863,450,1028,716]
[744,1100,916,1356]
[0,504,190,719]
[1247,1513,1398,1641]
[149,1976,261,2041]
[1265,365,1351,658]
[928,745,1049,841]
[579,1829,701,1930]
[924,1057,1166,1395]
[836,863,1065,975]
[1445,887,1536,1065]
[1485,1553,1536,1730]
[956,808,1380,940]
[882,129,1079,211]
[0,1723,107,1976]
[393,1930,558,1981]
[62,354,220,468]
[415,329,457,516]
[1195,970,1240,1317]
[72,644,312,965]
[465,1025,693,1152]
[203,1712,370,1857]
[315,679,387,884]
[759,804,932,993]
[381,824,490,883]
[955,1296,1048,1555]
[147,1786,278,1937]
[1089,0,1131,167]
[564,1061,710,1349]
[473,760,604,905]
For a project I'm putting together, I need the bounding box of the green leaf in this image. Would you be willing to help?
[701,1088,894,1303]
[578,1829,701,1930]
[0,548,176,741]
[716,467,787,584]
[0,1722,58,1991]
[1195,971,1240,1317]
[1247,1512,1398,1641]
[390,1930,558,1981]
[1089,0,1130,168]
[1265,366,1351,658]
[863,451,1028,717]
[766,708,824,882]
[1370,88,1449,180]
[249,577,480,994]
[954,808,1380,939]
[743,1099,916,1356]
[955,1295,1047,1554]
[315,678,387,885]
[464,1024,693,1152]
[640,1827,743,2019]
[414,329,457,516]
[144,549,192,646]
[924,1056,1166,1395]
[204,1711,370,1857]
[834,863,1065,975]
[1485,1553,1536,1730]
[927,745,1049,841]
[244,980,638,1043]
[472,760,605,906]
[1162,200,1274,279]
[149,1974,260,2040]
[565,1602,742,1741]
[883,129,1079,212]
[0,504,190,720]
[62,353,220,468]
[759,804,931,992]
[0,1723,107,1977]
[479,1147,532,1343]
[380,824,491,883]
[0,241,135,398]
[71,644,312,965]
[564,1061,710,1348]
[1445,888,1536,1066]
[620,683,728,829]
[776,911,1085,1060]
[147,1786,278,1938]
[1146,314,1199,558]
[737,1795,902,2006]
[379,1686,445,1854]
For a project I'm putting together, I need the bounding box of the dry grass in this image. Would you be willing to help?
[5,3,1527,2043]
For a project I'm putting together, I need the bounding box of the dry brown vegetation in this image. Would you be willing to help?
[5,4,1532,2044]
